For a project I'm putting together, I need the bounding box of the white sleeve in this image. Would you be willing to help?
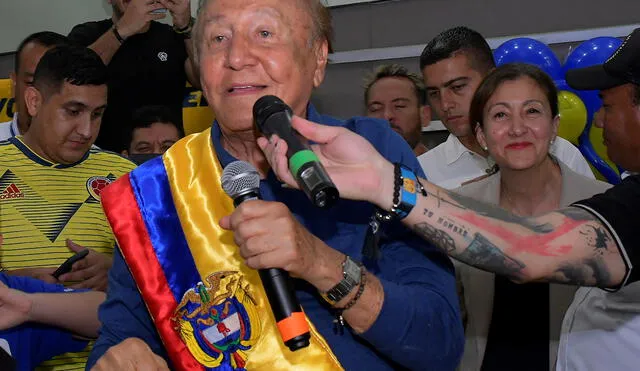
[551,138,595,179]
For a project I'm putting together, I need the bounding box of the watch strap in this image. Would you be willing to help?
[321,256,362,305]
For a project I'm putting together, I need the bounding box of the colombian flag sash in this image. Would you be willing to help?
[101,129,342,370]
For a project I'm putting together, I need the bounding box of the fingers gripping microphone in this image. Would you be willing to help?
[221,161,311,352]
[253,95,339,209]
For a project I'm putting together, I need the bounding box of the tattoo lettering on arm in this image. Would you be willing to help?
[552,257,612,287]
[445,191,554,234]
[456,233,526,279]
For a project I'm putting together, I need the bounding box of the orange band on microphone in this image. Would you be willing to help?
[276,311,310,342]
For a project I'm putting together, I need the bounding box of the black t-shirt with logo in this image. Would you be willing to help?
[573,174,640,286]
[68,20,187,151]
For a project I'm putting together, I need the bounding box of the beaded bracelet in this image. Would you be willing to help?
[332,266,367,335]
[377,163,426,221]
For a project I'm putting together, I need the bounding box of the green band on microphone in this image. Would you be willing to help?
[289,150,319,176]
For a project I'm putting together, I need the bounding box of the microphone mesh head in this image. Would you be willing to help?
[221,161,261,198]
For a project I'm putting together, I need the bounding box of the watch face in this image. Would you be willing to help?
[344,257,362,284]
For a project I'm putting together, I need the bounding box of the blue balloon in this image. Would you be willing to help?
[494,38,563,80]
[563,37,623,184]
[563,37,623,119]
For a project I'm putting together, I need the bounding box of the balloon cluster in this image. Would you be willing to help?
[494,37,622,184]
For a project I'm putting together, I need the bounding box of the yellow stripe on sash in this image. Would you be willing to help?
[163,129,343,370]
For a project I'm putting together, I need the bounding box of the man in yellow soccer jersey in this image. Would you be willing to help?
[0,43,135,371]
[0,45,134,295]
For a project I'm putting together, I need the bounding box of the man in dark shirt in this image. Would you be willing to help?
[68,0,198,151]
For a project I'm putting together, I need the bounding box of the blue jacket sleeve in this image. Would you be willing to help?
[87,248,169,368]
[359,234,464,370]
[344,118,463,369]
[0,274,89,368]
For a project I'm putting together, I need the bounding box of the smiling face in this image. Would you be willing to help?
[476,77,558,171]
[196,0,328,135]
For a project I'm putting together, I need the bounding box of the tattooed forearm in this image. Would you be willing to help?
[413,223,456,253]
[556,207,599,221]
[552,257,612,287]
[444,191,554,234]
[580,225,611,252]
[457,233,526,279]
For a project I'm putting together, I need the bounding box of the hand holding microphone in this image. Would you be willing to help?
[257,107,394,210]
[253,95,339,209]
[221,161,311,351]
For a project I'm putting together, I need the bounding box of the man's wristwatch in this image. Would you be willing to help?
[321,255,363,306]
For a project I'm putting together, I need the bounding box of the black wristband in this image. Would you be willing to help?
[174,17,195,33]
[112,26,125,44]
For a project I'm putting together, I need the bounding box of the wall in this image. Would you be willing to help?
[2,0,639,123]
[310,0,640,119]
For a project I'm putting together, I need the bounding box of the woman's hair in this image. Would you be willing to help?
[469,63,559,129]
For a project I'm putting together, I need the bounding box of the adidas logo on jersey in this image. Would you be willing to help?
[0,183,25,199]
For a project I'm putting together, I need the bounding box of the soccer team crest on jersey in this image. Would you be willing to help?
[85,174,117,203]
[86,176,112,201]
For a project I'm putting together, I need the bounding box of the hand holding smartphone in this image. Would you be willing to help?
[52,249,89,279]
[150,1,167,14]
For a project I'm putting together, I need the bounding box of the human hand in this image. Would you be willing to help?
[116,0,167,39]
[156,0,191,29]
[219,200,344,291]
[91,338,170,371]
[58,240,112,292]
[257,116,395,210]
[0,280,33,330]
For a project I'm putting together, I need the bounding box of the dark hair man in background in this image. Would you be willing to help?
[68,0,198,152]
[0,32,68,141]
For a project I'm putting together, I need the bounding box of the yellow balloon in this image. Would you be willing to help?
[557,90,587,145]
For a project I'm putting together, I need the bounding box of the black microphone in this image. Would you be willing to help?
[221,160,310,352]
[253,95,339,209]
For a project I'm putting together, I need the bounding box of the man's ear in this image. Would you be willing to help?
[121,149,129,157]
[24,86,42,117]
[312,39,329,88]
[9,72,16,98]
[420,105,432,130]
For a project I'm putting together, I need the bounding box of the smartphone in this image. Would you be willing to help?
[52,249,89,279]
[151,2,167,14]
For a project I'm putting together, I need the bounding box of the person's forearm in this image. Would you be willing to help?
[29,291,105,338]
[340,272,384,333]
[400,180,627,287]
[88,28,123,65]
[357,280,463,370]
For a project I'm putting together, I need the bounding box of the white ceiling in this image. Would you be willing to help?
[325,0,377,7]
